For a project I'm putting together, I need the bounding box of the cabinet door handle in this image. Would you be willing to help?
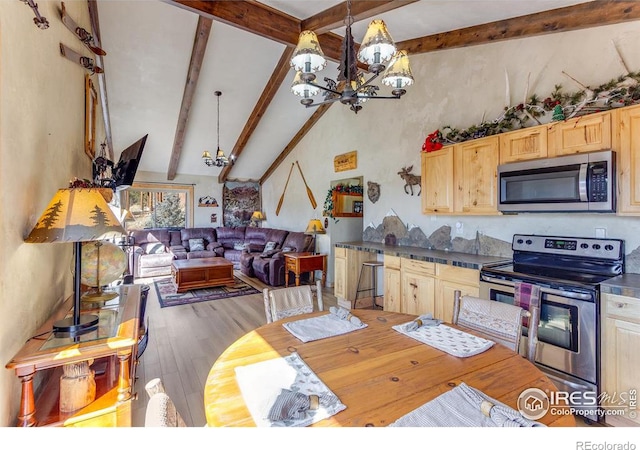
[410,282,418,289]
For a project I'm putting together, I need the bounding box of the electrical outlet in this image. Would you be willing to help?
[595,228,606,238]
[455,221,464,235]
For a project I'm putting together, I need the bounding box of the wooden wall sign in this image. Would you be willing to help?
[334,151,357,172]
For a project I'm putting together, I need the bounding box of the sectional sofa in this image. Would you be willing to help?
[128,226,314,286]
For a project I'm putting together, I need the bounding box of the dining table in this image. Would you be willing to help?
[203,309,576,427]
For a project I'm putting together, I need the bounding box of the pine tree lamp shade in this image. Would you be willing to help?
[25,188,125,336]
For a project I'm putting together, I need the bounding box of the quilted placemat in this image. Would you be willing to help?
[392,322,494,357]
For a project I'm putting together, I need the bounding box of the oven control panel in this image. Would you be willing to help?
[512,234,624,259]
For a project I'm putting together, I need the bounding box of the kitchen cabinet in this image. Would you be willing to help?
[601,292,640,426]
[547,110,612,157]
[455,136,501,215]
[334,246,377,309]
[499,125,548,163]
[421,136,500,215]
[383,255,402,313]
[615,104,640,215]
[435,264,480,323]
[401,259,436,315]
[421,146,455,214]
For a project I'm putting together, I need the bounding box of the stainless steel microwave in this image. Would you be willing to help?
[497,150,615,213]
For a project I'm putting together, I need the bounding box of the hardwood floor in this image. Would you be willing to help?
[130,271,337,427]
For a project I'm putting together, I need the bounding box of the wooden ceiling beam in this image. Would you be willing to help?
[260,103,332,185]
[170,0,345,62]
[218,47,295,183]
[398,1,640,55]
[167,16,213,180]
[302,0,418,34]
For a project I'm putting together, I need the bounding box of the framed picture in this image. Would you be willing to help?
[353,200,363,214]
[84,74,97,160]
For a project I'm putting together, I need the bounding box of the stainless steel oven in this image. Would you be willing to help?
[479,234,624,422]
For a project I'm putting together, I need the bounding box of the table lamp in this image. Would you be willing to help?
[250,211,265,227]
[25,188,124,337]
[304,218,326,254]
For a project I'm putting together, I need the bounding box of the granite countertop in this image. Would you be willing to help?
[600,273,640,299]
[335,241,509,270]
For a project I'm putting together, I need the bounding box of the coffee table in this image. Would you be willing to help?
[171,257,234,293]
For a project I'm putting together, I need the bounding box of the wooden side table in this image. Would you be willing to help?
[284,252,327,287]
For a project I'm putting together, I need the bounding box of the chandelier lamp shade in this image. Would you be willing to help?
[202,90,233,167]
[290,0,414,113]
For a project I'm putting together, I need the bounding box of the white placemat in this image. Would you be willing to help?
[389,382,544,427]
[392,322,494,357]
[283,312,367,343]
[234,352,346,427]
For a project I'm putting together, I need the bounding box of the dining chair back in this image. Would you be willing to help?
[144,378,186,427]
[263,279,323,323]
[452,290,539,362]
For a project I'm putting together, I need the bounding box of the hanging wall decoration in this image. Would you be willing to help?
[223,181,260,227]
[334,151,358,172]
[397,166,421,196]
[367,181,381,203]
[198,196,219,207]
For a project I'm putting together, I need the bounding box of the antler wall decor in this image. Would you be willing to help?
[20,0,49,30]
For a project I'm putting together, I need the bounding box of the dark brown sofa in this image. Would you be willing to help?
[128,226,312,286]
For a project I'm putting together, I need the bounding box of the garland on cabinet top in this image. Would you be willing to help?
[322,184,364,221]
[422,70,640,151]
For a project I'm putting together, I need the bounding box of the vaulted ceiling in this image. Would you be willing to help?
[91,1,640,185]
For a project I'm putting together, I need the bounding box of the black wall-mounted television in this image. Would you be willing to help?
[114,134,147,191]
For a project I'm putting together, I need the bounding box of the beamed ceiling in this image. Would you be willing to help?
[91,1,640,185]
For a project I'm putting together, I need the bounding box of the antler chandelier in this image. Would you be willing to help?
[290,0,414,114]
[202,90,232,167]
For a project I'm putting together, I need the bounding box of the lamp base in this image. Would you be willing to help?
[53,314,99,337]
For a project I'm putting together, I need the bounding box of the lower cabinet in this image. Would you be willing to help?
[435,265,480,323]
[601,292,640,427]
[383,257,480,319]
[401,259,436,315]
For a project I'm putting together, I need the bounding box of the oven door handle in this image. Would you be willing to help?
[480,275,593,301]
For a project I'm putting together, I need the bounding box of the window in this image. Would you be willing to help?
[123,182,194,230]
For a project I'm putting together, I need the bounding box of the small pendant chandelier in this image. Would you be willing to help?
[202,90,232,167]
[290,0,414,114]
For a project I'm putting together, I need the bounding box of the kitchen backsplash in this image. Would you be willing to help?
[362,210,640,274]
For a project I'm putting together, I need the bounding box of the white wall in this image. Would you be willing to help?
[264,21,640,257]
[0,0,98,426]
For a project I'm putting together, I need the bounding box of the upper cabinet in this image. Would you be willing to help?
[421,136,500,215]
[499,126,548,163]
[616,104,640,215]
[547,110,612,156]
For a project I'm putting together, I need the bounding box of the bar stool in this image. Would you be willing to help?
[354,260,384,309]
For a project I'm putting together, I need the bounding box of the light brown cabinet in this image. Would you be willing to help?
[547,110,612,156]
[383,255,402,313]
[421,136,500,215]
[334,247,378,309]
[601,292,640,426]
[382,256,480,320]
[421,146,455,214]
[401,259,436,315]
[434,265,480,323]
[499,126,548,163]
[615,104,640,214]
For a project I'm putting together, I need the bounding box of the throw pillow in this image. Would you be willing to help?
[233,242,248,251]
[264,241,277,252]
[143,243,165,254]
[282,246,294,252]
[189,238,205,252]
[260,249,280,258]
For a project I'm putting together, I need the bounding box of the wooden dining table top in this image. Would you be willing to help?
[204,309,576,427]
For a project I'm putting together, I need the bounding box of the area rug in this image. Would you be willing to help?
[154,276,260,308]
